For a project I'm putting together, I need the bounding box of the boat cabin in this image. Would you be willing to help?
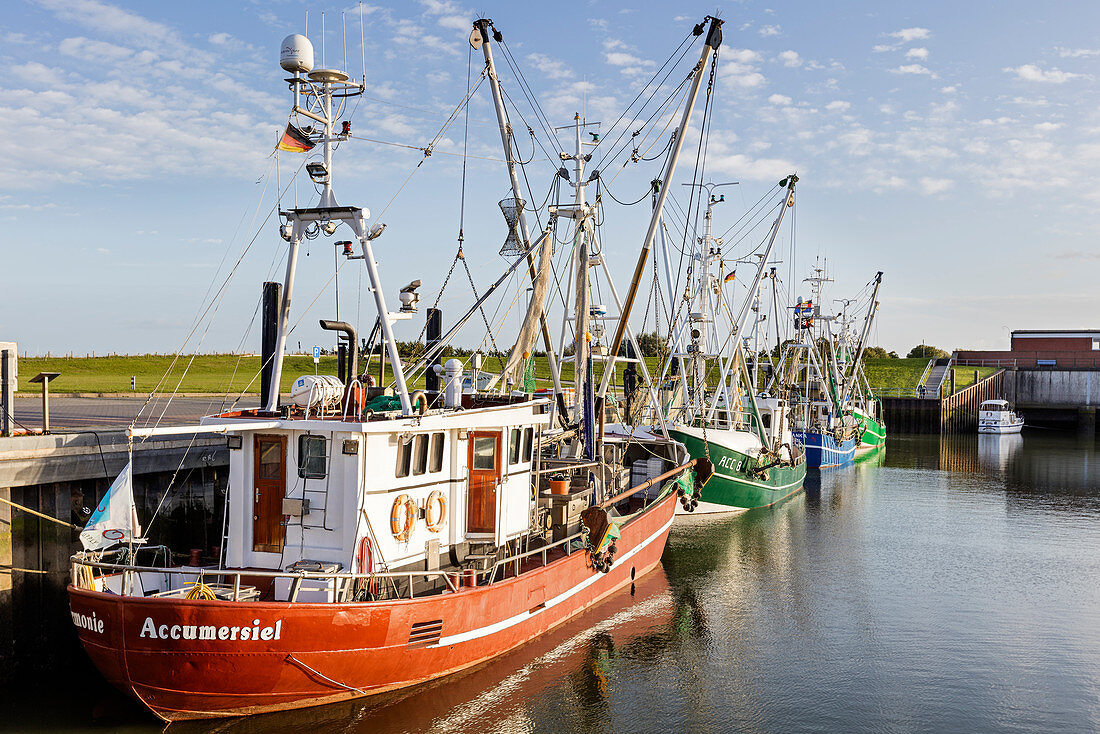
[216,393,549,596]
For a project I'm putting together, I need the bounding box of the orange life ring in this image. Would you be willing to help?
[424,490,447,532]
[390,494,416,542]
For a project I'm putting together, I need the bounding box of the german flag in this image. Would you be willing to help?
[724,270,736,284]
[276,123,315,153]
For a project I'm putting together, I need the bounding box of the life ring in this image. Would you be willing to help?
[424,490,447,532]
[390,494,416,542]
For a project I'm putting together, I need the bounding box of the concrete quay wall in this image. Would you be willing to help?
[1004,368,1100,433]
[0,430,228,683]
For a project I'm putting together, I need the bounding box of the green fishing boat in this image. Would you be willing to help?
[654,176,807,514]
[668,404,807,513]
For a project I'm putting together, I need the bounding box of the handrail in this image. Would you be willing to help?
[71,557,463,601]
[342,378,364,421]
[916,358,935,390]
[598,458,695,509]
[486,530,586,586]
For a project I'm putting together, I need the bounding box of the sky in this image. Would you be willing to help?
[2,0,1100,359]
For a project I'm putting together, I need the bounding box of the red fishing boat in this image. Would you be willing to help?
[67,15,723,721]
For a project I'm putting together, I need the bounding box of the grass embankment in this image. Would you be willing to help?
[861,358,999,396]
[17,354,1000,397]
[15,354,663,395]
[863,358,927,394]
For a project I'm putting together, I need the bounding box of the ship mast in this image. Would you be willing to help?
[597,16,724,418]
[472,19,567,418]
[845,271,883,396]
[266,35,417,415]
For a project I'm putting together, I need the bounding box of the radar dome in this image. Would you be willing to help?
[280,34,314,73]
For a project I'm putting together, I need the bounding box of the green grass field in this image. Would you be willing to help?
[14,353,999,397]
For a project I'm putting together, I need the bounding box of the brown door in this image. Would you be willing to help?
[253,434,287,553]
[466,431,501,534]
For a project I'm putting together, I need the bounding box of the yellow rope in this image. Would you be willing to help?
[184,572,217,601]
[75,564,97,590]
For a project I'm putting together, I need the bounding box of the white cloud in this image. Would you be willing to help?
[527,53,572,80]
[35,0,188,56]
[58,36,134,62]
[758,25,781,37]
[726,48,763,64]
[906,47,929,60]
[777,50,802,68]
[1056,47,1100,58]
[919,177,954,194]
[419,0,469,31]
[825,100,851,112]
[941,85,957,94]
[891,64,936,77]
[720,48,766,89]
[890,27,931,42]
[872,44,894,53]
[708,152,797,181]
[1034,122,1062,132]
[606,51,649,67]
[1004,64,1088,83]
[768,94,792,106]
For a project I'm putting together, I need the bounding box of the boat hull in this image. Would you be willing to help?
[792,429,858,468]
[68,491,677,721]
[978,421,1023,434]
[856,411,887,450]
[667,427,806,511]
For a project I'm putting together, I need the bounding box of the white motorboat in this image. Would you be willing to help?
[978,399,1024,434]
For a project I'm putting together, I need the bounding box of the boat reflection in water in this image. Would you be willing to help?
[978,433,1023,473]
[167,567,692,734]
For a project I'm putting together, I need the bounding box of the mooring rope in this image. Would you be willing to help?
[0,496,80,530]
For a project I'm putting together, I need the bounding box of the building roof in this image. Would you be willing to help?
[1011,330,1100,338]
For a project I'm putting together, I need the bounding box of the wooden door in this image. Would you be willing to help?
[253,434,287,553]
[466,431,501,534]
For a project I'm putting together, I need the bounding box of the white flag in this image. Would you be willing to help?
[80,461,142,551]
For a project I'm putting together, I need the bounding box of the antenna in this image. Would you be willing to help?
[359,2,366,81]
[342,11,347,73]
[321,12,326,67]
[304,10,308,36]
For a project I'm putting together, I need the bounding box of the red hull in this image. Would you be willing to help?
[68,491,676,721]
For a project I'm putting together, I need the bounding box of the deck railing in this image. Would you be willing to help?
[72,530,594,604]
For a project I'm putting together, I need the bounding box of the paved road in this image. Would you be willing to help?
[11,396,262,431]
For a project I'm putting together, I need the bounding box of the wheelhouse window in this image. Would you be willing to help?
[298,434,327,479]
[396,438,412,478]
[412,434,429,476]
[522,427,534,462]
[510,428,521,465]
[429,432,445,473]
[473,436,496,470]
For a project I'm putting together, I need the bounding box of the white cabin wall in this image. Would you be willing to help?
[358,431,457,571]
[497,426,534,545]
[280,429,355,569]
[449,427,468,547]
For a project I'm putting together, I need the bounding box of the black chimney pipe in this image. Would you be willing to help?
[260,281,282,409]
[425,308,442,392]
[319,320,358,383]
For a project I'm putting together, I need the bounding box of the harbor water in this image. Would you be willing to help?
[5,431,1099,732]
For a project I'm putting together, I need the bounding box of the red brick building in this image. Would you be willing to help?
[956,330,1100,368]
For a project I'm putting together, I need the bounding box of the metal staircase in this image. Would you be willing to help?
[919,357,953,399]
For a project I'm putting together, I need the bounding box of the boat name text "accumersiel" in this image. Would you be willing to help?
[138,617,283,641]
